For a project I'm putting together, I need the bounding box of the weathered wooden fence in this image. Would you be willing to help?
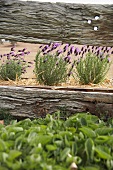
[0,0,113,46]
[0,86,113,118]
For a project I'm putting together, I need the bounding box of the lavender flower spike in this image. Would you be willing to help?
[70,46,75,54]
[57,49,63,56]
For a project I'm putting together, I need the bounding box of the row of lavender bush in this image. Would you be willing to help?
[0,43,112,85]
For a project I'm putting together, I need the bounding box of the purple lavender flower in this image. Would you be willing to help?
[70,46,75,54]
[20,52,25,56]
[101,47,104,50]
[96,50,100,56]
[63,44,70,52]
[67,51,71,56]
[43,51,48,55]
[53,42,61,48]
[56,61,59,65]
[18,50,23,52]
[42,45,49,52]
[97,47,102,51]
[71,63,74,68]
[67,71,72,77]
[105,47,108,51]
[84,49,87,53]
[28,61,34,64]
[107,58,110,63]
[56,49,62,56]
[22,48,27,51]
[11,47,15,51]
[81,46,84,51]
[39,44,44,48]
[24,51,30,55]
[7,54,10,60]
[46,49,51,53]
[64,56,68,61]
[82,51,84,55]
[64,56,71,63]
[10,51,14,55]
[3,54,7,56]
[75,48,81,53]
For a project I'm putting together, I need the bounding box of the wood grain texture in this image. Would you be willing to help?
[0,86,113,118]
[0,0,113,46]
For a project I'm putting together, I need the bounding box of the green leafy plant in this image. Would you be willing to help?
[72,52,111,84]
[0,112,113,169]
[0,46,32,81]
[34,51,69,85]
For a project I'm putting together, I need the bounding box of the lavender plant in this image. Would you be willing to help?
[34,43,71,85]
[0,46,32,81]
[74,52,111,84]
[38,43,112,85]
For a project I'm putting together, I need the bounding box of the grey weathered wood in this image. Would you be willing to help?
[0,0,113,46]
[0,86,113,118]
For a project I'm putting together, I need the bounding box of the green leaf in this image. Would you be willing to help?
[95,136,110,144]
[80,117,87,126]
[82,165,100,170]
[0,152,8,162]
[95,146,112,159]
[95,127,113,135]
[0,166,8,170]
[46,144,57,151]
[79,127,96,138]
[6,126,23,133]
[85,138,94,161]
[0,139,7,151]
[60,148,70,161]
[8,150,22,161]
[28,134,52,146]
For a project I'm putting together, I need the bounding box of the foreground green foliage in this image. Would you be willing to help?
[0,113,113,170]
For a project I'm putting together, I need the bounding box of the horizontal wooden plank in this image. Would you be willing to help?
[0,86,113,118]
[0,0,113,46]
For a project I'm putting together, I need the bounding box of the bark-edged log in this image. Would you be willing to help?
[0,0,113,46]
[0,85,113,118]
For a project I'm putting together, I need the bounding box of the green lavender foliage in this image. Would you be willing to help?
[34,52,69,85]
[0,47,32,81]
[73,52,111,84]
[0,60,22,81]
